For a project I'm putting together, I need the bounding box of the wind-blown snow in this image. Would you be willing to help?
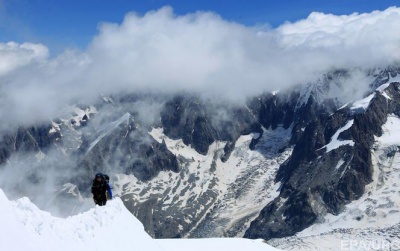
[0,189,280,251]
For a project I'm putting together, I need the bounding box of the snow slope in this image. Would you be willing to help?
[269,114,400,250]
[0,189,280,251]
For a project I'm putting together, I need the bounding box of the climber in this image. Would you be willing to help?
[91,173,112,206]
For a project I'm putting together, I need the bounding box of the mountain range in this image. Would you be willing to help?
[1,66,400,249]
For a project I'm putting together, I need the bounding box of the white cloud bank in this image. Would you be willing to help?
[0,6,400,126]
[277,7,400,68]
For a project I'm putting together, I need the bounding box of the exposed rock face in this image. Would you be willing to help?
[1,67,400,240]
[245,81,400,240]
[75,112,180,191]
[160,95,260,156]
[0,125,60,166]
[161,95,218,155]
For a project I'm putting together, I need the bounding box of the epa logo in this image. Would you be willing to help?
[341,239,400,250]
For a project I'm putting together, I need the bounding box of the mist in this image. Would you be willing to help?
[0,148,93,216]
[0,7,399,127]
[0,6,400,216]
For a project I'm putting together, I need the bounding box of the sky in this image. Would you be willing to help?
[0,189,281,251]
[0,0,398,53]
[0,1,400,128]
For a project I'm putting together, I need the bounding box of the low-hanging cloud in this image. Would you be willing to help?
[0,6,400,127]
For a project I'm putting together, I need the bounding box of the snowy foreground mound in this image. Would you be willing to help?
[0,190,280,251]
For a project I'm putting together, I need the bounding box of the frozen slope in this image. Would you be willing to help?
[0,189,163,251]
[0,189,280,251]
[269,115,400,250]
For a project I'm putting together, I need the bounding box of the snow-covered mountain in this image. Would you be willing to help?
[269,113,400,250]
[1,66,400,250]
[0,189,278,251]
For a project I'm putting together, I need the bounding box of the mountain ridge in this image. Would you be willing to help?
[0,66,400,245]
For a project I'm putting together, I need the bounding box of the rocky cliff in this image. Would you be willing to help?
[1,67,400,240]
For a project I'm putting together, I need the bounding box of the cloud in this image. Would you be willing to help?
[0,46,90,128]
[0,42,48,76]
[85,7,267,98]
[82,6,400,100]
[0,6,400,127]
[276,7,400,68]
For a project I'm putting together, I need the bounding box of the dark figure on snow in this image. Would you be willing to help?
[91,173,112,206]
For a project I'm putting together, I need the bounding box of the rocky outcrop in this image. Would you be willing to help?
[161,95,217,155]
[245,82,400,240]
[76,113,179,190]
[0,124,60,165]
[161,95,260,157]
